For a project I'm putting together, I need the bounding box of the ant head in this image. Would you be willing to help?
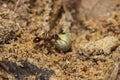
[33,37,41,43]
[52,34,59,40]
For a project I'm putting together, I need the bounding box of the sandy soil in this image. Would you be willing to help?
[0,0,120,80]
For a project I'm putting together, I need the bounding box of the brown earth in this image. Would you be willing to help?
[0,0,120,80]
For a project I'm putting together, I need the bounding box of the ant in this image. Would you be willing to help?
[33,34,59,43]
[33,34,60,53]
[33,32,72,53]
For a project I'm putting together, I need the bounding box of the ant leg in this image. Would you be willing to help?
[46,41,55,53]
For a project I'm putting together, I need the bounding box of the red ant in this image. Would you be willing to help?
[33,34,59,43]
[33,31,72,53]
[33,34,60,53]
